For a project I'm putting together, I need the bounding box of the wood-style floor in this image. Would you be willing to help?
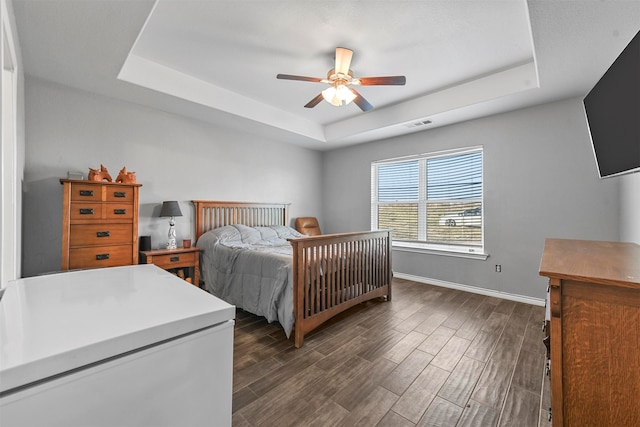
[231,278,551,427]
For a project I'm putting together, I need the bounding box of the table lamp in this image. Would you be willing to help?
[159,201,183,249]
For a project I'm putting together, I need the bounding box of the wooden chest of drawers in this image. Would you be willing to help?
[60,179,142,270]
[539,239,640,426]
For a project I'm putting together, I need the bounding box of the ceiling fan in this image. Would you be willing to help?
[276,47,406,112]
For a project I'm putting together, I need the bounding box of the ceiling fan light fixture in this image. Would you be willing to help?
[278,47,406,111]
[322,84,356,107]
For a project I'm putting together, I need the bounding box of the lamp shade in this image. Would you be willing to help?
[159,201,183,217]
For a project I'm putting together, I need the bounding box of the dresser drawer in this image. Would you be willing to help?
[148,251,196,269]
[69,203,103,221]
[70,224,133,246]
[104,204,134,220]
[105,186,135,203]
[69,203,134,221]
[69,245,133,269]
[70,184,102,202]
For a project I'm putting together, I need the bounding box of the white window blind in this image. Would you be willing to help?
[372,147,483,254]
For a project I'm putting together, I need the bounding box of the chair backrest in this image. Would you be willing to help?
[295,217,321,236]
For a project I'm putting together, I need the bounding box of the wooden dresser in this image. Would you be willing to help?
[539,238,640,426]
[60,179,142,270]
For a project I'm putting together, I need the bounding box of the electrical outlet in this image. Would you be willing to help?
[495,264,502,273]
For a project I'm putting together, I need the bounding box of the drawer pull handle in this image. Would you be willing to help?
[114,209,126,215]
[170,256,180,262]
[79,190,94,197]
[79,208,94,215]
[114,191,126,198]
[96,254,110,260]
[96,231,110,238]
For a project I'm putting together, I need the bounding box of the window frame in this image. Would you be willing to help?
[371,146,488,259]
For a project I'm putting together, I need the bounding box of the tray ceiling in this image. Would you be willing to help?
[13,0,640,150]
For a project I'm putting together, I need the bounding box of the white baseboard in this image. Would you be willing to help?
[393,272,545,307]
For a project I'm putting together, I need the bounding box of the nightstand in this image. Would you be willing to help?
[139,247,200,286]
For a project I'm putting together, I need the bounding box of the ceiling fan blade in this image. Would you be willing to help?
[353,76,406,86]
[277,74,324,83]
[335,47,353,75]
[304,93,324,108]
[349,88,373,112]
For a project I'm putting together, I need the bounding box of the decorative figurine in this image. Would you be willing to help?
[87,164,113,182]
[115,167,136,184]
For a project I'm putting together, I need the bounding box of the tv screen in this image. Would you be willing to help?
[583,30,640,179]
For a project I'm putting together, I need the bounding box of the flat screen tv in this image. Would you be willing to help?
[583,30,640,179]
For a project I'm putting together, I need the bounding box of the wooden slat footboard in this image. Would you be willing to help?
[290,230,392,348]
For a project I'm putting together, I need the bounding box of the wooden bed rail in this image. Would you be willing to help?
[289,230,393,348]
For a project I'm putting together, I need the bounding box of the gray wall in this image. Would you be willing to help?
[22,77,323,277]
[21,77,632,298]
[620,172,640,244]
[322,98,620,300]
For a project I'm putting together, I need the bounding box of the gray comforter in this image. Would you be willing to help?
[196,224,304,337]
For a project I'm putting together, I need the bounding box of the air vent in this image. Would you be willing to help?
[404,119,433,129]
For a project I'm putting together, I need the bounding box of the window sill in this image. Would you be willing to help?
[392,242,489,260]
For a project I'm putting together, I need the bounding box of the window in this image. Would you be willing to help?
[371,147,484,257]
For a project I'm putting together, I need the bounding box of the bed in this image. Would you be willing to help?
[193,200,392,348]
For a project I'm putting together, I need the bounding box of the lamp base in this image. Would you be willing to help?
[167,218,177,249]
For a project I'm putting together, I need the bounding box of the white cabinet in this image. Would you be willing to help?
[0,265,235,426]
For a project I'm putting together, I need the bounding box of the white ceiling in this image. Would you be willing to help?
[12,0,640,151]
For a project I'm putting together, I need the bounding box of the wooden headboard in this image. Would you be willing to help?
[192,200,290,241]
